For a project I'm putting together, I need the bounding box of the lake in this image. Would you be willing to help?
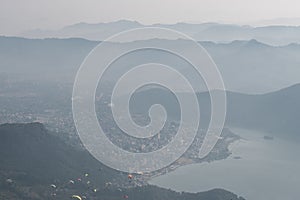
[149,128,300,200]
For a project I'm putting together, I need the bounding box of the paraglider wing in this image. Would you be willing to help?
[128,174,133,179]
[72,195,82,200]
[6,179,13,183]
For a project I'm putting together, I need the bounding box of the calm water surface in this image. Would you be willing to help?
[150,128,300,200]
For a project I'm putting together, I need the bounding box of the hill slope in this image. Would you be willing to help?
[0,123,245,200]
[130,84,300,139]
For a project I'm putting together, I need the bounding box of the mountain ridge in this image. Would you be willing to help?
[1,35,300,94]
[18,20,300,46]
[129,83,300,140]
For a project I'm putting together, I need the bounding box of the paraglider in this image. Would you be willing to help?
[105,182,112,187]
[6,179,13,184]
[50,184,57,189]
[128,174,133,179]
[215,135,223,140]
[71,195,82,200]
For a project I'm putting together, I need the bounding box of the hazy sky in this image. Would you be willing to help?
[1,0,300,35]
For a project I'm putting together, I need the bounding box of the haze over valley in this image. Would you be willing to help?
[1,2,300,199]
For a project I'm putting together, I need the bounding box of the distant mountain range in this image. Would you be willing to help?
[0,122,245,200]
[1,36,300,94]
[19,20,300,46]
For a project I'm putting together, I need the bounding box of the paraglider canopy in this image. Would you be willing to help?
[6,179,13,183]
[72,195,82,200]
[105,182,112,187]
[128,174,133,179]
